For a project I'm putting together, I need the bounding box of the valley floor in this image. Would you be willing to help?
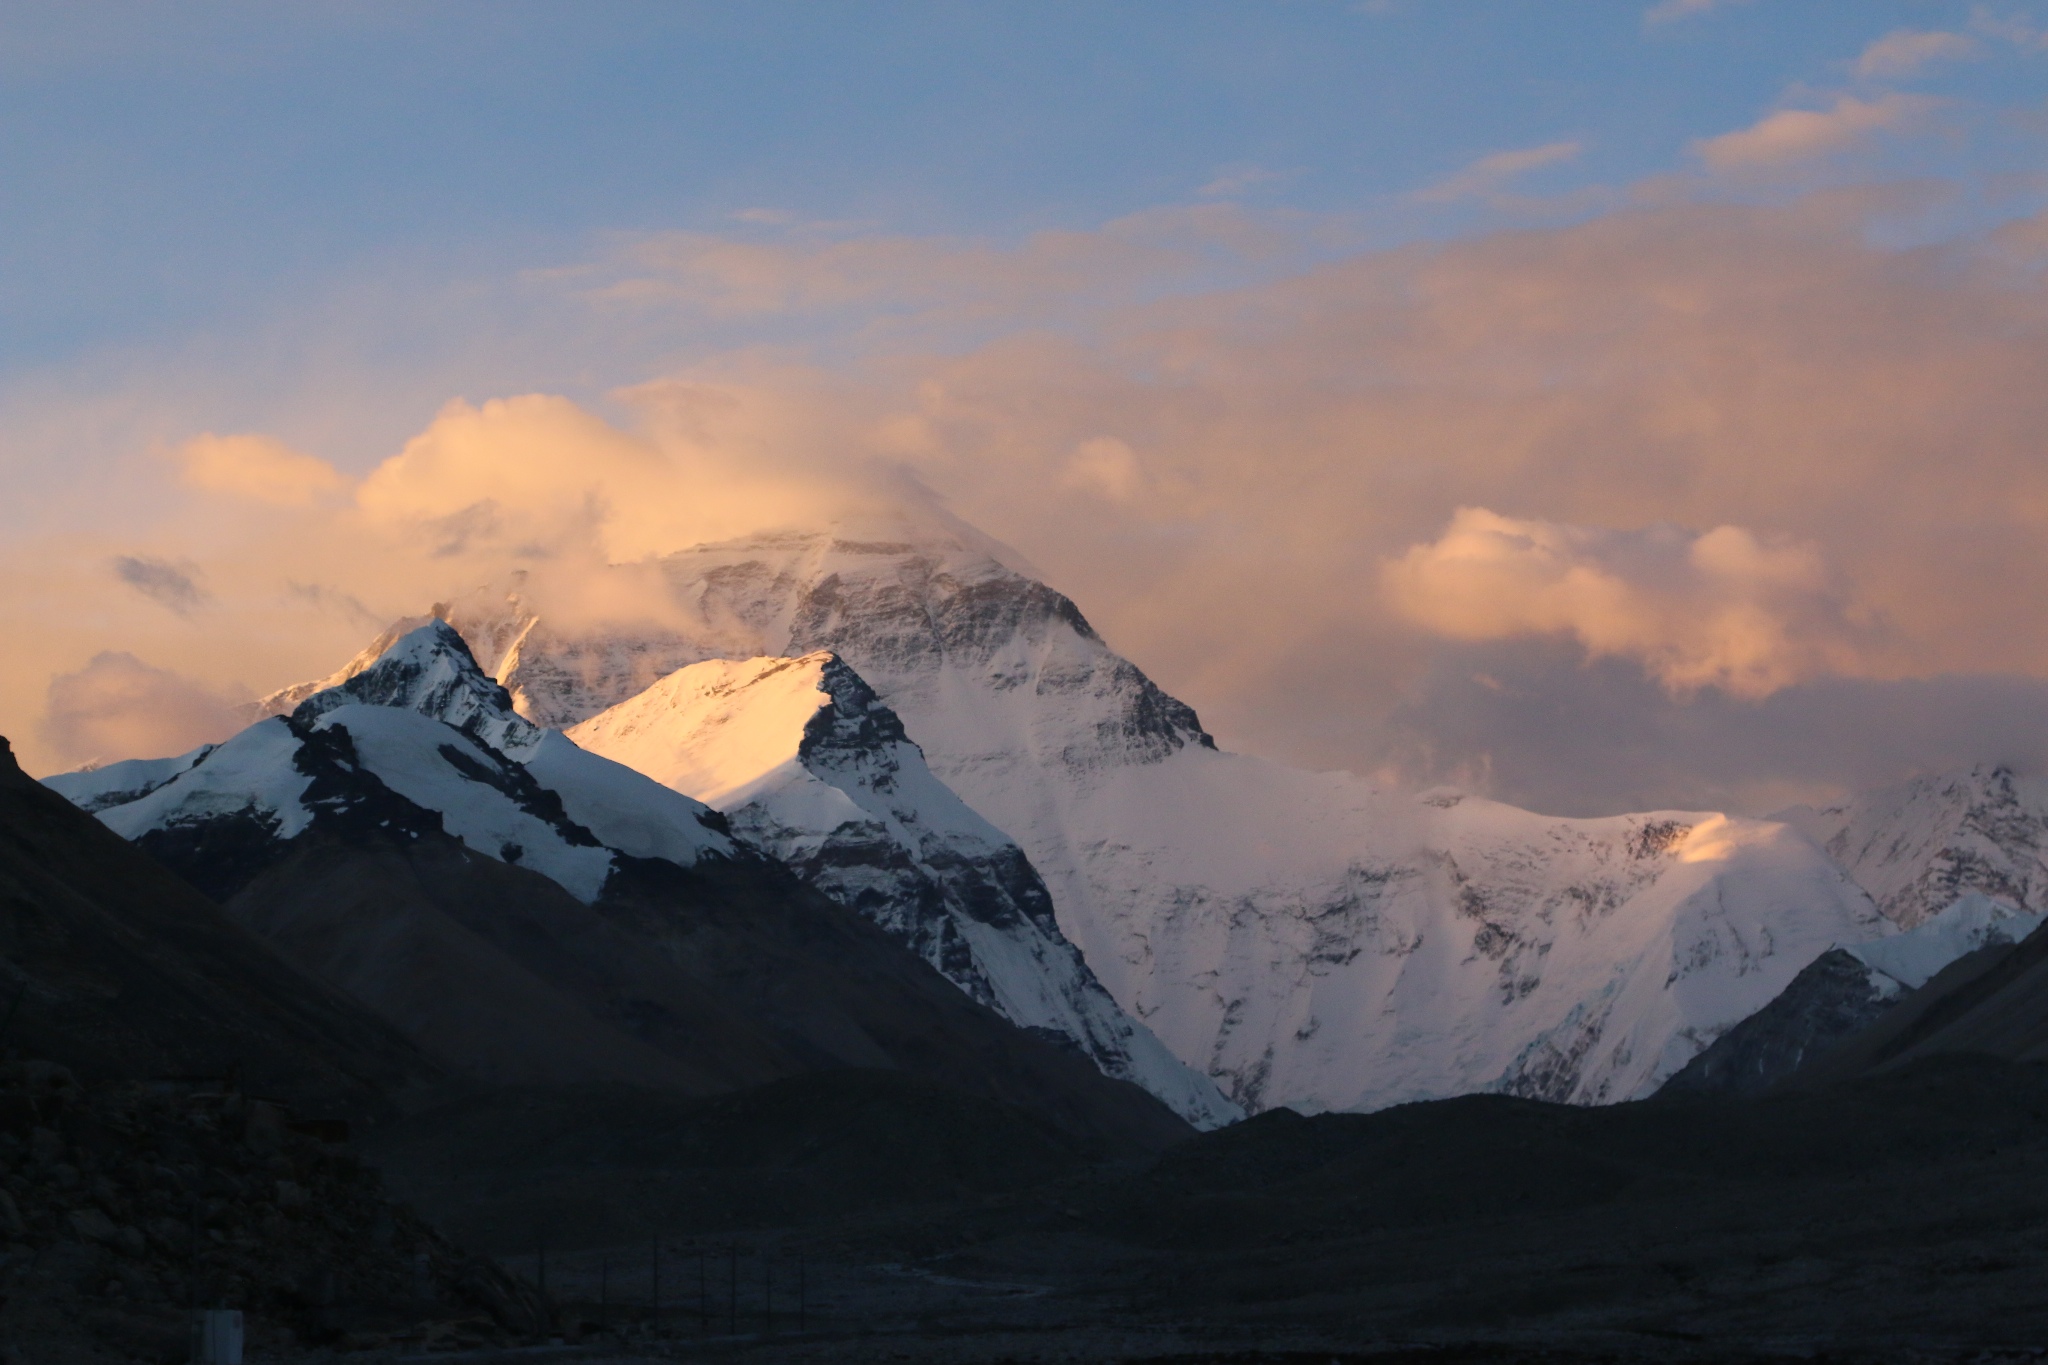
[334,1057,2048,1365]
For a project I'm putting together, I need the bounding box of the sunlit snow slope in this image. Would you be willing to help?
[406,510,1886,1114]
[566,650,1239,1127]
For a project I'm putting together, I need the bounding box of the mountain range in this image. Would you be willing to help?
[47,507,2048,1123]
[47,619,1189,1151]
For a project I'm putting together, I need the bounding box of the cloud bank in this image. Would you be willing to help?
[1381,509,1866,699]
[10,174,2048,818]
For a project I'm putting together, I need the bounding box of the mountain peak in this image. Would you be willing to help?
[293,619,540,757]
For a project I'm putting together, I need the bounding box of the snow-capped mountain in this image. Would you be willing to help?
[77,620,735,900]
[48,622,1198,1148]
[401,509,1887,1113]
[564,650,1239,1128]
[1777,766,2048,930]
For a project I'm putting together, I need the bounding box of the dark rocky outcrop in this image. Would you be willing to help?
[1659,948,1901,1098]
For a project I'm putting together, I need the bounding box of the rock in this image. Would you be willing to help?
[274,1179,307,1211]
[28,1127,63,1166]
[68,1207,118,1245]
[243,1101,287,1155]
[115,1224,147,1258]
[0,1191,23,1239]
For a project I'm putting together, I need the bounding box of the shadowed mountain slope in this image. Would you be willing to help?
[0,734,431,1116]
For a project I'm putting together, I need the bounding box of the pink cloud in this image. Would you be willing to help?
[1854,29,1979,81]
[1692,93,1940,170]
[39,651,243,768]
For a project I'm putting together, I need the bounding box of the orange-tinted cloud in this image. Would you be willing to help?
[176,432,348,506]
[1381,508,1862,698]
[13,187,2048,816]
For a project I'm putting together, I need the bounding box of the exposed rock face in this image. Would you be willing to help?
[1660,891,2047,1097]
[413,514,1885,1114]
[1658,949,1903,1098]
[1778,766,2048,929]
[566,651,1239,1128]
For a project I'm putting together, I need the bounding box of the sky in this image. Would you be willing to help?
[4,0,2048,816]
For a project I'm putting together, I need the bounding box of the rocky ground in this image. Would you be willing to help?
[0,1058,546,1363]
[15,1050,2048,1363]
[353,1054,2048,1365]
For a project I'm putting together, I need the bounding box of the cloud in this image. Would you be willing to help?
[1199,164,1293,199]
[1375,640,2048,817]
[38,651,243,768]
[1854,29,1980,80]
[566,204,1302,328]
[12,188,2048,810]
[1968,8,2048,51]
[174,431,349,506]
[1644,0,1751,27]
[285,581,381,627]
[1692,93,1940,170]
[1413,141,1582,203]
[112,555,208,615]
[1062,437,1147,503]
[1379,509,1864,698]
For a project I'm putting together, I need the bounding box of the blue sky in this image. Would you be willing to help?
[5,1,2048,810]
[3,1,2036,374]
